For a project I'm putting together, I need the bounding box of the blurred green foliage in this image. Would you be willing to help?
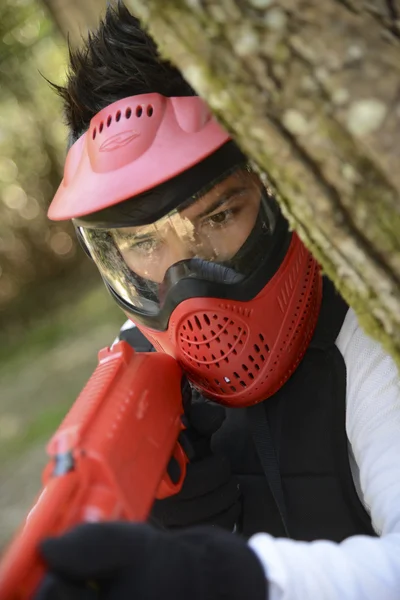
[0,0,125,551]
[0,282,123,463]
[0,0,92,339]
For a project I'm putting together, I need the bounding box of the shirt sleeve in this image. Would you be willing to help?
[248,307,400,600]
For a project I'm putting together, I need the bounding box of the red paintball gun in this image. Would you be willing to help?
[0,341,188,599]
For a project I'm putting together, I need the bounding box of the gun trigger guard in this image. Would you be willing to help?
[155,442,187,500]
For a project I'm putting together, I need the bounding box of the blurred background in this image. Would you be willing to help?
[0,0,124,549]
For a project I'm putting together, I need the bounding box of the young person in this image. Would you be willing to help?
[36,4,400,599]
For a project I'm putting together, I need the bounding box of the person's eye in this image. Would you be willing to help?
[204,208,235,227]
[130,238,161,253]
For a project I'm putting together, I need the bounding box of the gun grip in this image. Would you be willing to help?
[156,442,187,500]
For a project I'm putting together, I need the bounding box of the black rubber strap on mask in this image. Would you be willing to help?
[247,402,290,538]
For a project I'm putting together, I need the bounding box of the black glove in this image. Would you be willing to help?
[35,522,267,600]
[150,390,242,531]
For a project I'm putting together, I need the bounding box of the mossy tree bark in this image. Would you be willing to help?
[127,0,400,366]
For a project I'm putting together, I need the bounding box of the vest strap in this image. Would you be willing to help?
[309,277,348,350]
[247,403,290,537]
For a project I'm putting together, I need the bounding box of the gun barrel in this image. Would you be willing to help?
[0,472,80,599]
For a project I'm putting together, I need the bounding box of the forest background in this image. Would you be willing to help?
[0,0,120,549]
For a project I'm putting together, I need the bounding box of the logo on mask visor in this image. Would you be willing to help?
[100,130,140,152]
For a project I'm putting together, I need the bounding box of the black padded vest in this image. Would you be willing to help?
[211,278,376,540]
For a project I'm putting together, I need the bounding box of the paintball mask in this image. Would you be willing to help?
[49,94,322,406]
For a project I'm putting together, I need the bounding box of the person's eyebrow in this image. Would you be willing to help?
[115,229,156,243]
[191,186,248,221]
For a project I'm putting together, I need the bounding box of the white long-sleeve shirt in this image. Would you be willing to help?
[249,307,400,599]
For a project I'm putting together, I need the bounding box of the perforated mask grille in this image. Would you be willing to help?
[177,310,270,395]
[175,251,320,402]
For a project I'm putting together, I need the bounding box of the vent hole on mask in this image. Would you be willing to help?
[259,333,270,351]
[214,379,221,386]
[255,364,260,371]
[204,314,211,326]
[116,110,121,122]
[194,316,202,330]
[125,107,132,119]
[136,105,143,117]
[233,372,240,379]
[107,115,112,127]
[213,314,218,320]
[242,364,248,372]
[240,381,247,388]
[188,320,193,332]
[248,373,255,380]
[202,334,211,349]
[254,344,260,353]
[92,128,97,140]
[260,354,265,362]
[147,105,154,116]
[249,355,254,363]
[230,385,237,392]
[99,122,104,133]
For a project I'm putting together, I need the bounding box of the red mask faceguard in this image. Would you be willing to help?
[138,234,322,406]
[49,94,322,407]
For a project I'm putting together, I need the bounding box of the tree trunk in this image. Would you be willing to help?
[41,0,106,46]
[126,0,400,366]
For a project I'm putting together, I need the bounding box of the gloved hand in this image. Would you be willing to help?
[150,390,242,531]
[35,522,267,600]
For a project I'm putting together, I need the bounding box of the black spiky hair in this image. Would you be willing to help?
[56,1,195,146]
